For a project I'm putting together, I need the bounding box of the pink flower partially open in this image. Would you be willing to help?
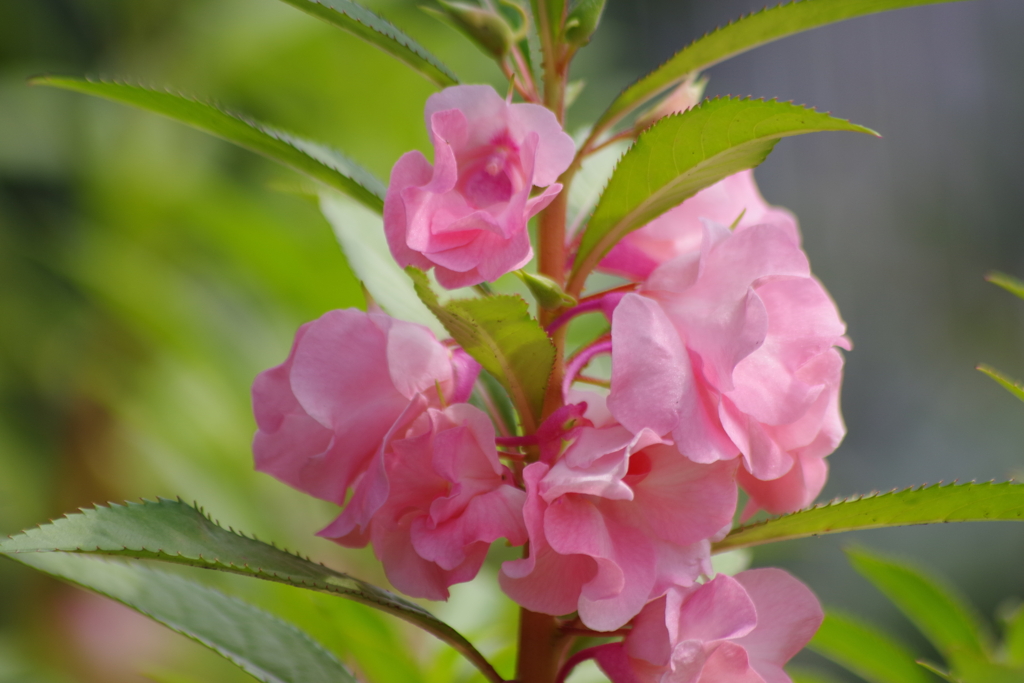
[592,569,823,683]
[385,85,575,288]
[599,171,798,281]
[252,309,474,506]
[608,219,848,515]
[500,424,737,631]
[320,403,527,600]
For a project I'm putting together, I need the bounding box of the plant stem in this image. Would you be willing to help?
[516,4,577,681]
[516,608,571,683]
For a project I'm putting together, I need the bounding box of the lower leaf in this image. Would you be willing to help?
[808,609,935,683]
[6,552,356,683]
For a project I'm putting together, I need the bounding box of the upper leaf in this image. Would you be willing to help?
[0,498,503,683]
[568,97,875,293]
[32,77,386,213]
[593,0,972,133]
[847,547,992,659]
[9,552,356,683]
[808,609,936,683]
[409,268,554,431]
[275,0,458,86]
[713,481,1024,553]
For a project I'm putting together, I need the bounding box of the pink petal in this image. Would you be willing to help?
[609,293,691,437]
[626,597,673,665]
[673,575,757,644]
[738,453,828,517]
[634,445,738,547]
[424,85,507,152]
[500,463,598,616]
[590,644,644,683]
[698,642,765,683]
[733,568,824,669]
[506,101,575,186]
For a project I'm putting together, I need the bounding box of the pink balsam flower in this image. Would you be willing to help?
[500,423,737,631]
[591,569,823,683]
[608,219,848,515]
[385,84,575,288]
[600,171,798,281]
[320,403,527,600]
[252,308,474,506]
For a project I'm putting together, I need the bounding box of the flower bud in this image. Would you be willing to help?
[431,1,516,58]
[563,0,606,46]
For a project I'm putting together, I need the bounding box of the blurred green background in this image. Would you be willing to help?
[0,1,1021,681]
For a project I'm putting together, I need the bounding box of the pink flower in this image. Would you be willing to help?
[320,404,528,600]
[500,424,737,631]
[599,171,798,281]
[591,569,823,683]
[608,219,848,515]
[252,308,476,506]
[385,84,575,288]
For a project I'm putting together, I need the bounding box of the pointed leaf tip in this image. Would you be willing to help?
[592,0,973,134]
[569,97,875,293]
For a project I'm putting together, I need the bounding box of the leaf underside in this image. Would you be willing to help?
[569,97,875,291]
[275,0,458,86]
[320,193,448,337]
[596,0,974,132]
[808,609,935,683]
[713,481,1024,553]
[32,77,386,213]
[409,267,554,430]
[0,498,501,683]
[10,552,356,683]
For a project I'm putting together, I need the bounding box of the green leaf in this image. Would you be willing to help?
[320,193,448,338]
[593,0,972,134]
[31,77,386,213]
[564,0,606,46]
[275,0,458,86]
[808,610,936,683]
[1005,603,1024,666]
[977,365,1024,403]
[986,271,1024,300]
[713,481,1024,553]
[567,97,875,293]
[946,651,1024,683]
[917,662,962,682]
[514,270,577,309]
[7,552,356,683]
[409,267,554,430]
[0,498,503,683]
[846,547,991,659]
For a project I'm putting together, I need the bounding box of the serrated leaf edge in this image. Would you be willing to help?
[714,480,1024,553]
[33,76,387,209]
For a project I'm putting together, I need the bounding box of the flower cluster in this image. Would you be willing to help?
[253,85,844,681]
